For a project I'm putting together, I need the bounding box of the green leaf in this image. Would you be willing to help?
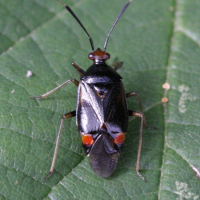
[0,0,199,199]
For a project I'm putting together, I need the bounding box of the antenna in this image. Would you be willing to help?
[56,0,94,51]
[104,0,132,51]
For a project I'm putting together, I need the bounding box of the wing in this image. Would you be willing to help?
[76,81,104,134]
[103,81,128,133]
[76,81,128,134]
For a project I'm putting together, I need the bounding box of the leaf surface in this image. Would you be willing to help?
[0,0,199,199]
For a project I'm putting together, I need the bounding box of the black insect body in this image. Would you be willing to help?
[78,49,128,177]
[31,0,151,182]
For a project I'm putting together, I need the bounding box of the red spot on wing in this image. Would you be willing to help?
[82,134,94,146]
[114,133,125,144]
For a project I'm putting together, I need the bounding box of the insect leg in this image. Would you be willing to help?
[72,62,85,76]
[43,110,76,183]
[126,92,143,113]
[127,93,157,129]
[128,110,148,181]
[113,62,123,71]
[30,79,79,99]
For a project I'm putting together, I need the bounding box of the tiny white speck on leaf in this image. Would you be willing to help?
[26,70,33,78]
[161,97,168,103]
[162,83,170,90]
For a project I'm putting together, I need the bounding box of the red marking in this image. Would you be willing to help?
[88,48,110,60]
[114,133,125,144]
[82,134,94,146]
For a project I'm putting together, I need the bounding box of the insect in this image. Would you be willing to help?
[31,0,153,182]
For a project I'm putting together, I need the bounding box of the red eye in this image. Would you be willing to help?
[88,52,95,60]
[104,52,110,60]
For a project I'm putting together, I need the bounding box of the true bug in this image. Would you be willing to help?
[31,0,153,182]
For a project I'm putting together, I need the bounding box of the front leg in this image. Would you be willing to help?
[30,79,79,99]
[72,62,85,76]
[113,62,123,71]
[126,92,143,113]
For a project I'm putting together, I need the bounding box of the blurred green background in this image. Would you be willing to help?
[0,0,200,199]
